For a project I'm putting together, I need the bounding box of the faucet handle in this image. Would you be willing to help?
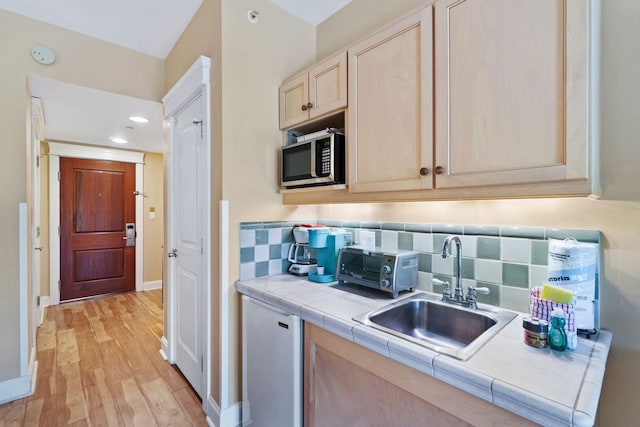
[432,278,447,287]
[432,278,451,299]
[466,286,490,302]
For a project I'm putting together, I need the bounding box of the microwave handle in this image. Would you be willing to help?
[309,140,317,177]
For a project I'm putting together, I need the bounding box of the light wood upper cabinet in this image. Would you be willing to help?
[279,51,347,130]
[347,7,434,193]
[282,0,597,204]
[434,0,590,188]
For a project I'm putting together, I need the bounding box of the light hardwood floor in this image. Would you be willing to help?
[0,290,207,426]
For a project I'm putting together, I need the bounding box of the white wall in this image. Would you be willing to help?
[220,0,317,402]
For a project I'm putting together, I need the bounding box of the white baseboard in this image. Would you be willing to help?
[142,280,162,291]
[160,336,170,362]
[0,376,31,405]
[205,396,242,427]
[0,345,38,405]
[39,296,50,325]
[29,349,38,396]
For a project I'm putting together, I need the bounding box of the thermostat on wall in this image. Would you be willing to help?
[31,46,56,65]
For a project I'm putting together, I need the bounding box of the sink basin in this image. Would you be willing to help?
[353,292,517,360]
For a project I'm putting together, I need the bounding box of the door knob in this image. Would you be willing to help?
[434,166,445,175]
[419,167,429,176]
[168,249,178,258]
[301,104,308,111]
[34,246,43,251]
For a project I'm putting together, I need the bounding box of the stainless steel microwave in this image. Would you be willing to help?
[281,129,345,188]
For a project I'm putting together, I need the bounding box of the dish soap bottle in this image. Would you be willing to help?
[548,308,567,351]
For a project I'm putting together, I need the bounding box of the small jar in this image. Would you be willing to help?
[523,317,548,348]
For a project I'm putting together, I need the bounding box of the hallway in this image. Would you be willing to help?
[0,290,207,426]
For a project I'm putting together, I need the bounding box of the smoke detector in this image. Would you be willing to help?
[31,46,56,65]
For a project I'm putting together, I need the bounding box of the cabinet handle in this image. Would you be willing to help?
[301,104,308,111]
[419,167,429,176]
[434,166,445,175]
[306,102,313,109]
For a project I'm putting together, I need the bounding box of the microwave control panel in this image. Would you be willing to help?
[318,138,332,176]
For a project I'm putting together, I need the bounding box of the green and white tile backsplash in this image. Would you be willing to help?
[239,220,600,314]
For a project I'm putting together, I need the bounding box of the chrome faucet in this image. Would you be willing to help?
[442,235,464,302]
[435,235,490,309]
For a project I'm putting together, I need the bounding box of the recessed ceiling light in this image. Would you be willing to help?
[129,116,149,123]
[110,137,127,144]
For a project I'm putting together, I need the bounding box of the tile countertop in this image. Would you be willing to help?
[235,274,612,427]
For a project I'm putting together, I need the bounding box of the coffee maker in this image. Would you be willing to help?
[287,226,320,275]
[308,229,350,283]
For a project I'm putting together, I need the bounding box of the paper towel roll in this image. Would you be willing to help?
[547,238,598,330]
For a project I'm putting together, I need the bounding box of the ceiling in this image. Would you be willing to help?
[29,76,164,153]
[0,0,203,59]
[271,0,353,26]
[2,0,352,154]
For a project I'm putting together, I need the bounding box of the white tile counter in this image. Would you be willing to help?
[235,274,611,427]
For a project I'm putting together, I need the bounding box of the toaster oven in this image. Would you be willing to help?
[336,246,418,298]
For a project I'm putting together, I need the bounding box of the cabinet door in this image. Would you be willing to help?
[304,324,536,427]
[348,7,434,192]
[279,73,309,129]
[434,0,589,188]
[309,51,348,120]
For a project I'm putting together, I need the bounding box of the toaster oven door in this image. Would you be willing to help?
[338,250,383,282]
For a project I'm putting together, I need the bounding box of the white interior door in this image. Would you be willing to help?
[170,95,205,397]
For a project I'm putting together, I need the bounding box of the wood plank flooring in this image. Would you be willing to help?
[0,290,207,426]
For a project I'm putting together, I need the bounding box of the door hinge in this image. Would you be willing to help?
[200,238,204,255]
[58,226,61,236]
[36,226,40,238]
[36,295,40,306]
[36,156,40,168]
[201,355,204,372]
[58,170,61,181]
[58,280,61,291]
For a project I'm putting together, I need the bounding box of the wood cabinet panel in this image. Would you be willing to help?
[280,74,309,130]
[304,324,536,427]
[309,52,347,120]
[279,51,347,130]
[348,7,434,192]
[434,0,590,188]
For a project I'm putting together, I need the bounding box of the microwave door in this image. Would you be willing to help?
[282,142,313,185]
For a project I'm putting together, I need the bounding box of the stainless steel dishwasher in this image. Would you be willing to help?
[242,295,302,427]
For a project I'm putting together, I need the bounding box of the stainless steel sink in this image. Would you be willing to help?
[353,292,517,360]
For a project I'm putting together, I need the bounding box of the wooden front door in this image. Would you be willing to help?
[60,158,136,301]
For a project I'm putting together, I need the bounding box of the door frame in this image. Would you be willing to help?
[31,98,44,342]
[162,56,212,412]
[48,142,145,305]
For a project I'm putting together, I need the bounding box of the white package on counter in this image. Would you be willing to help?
[547,238,598,330]
[357,230,376,251]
